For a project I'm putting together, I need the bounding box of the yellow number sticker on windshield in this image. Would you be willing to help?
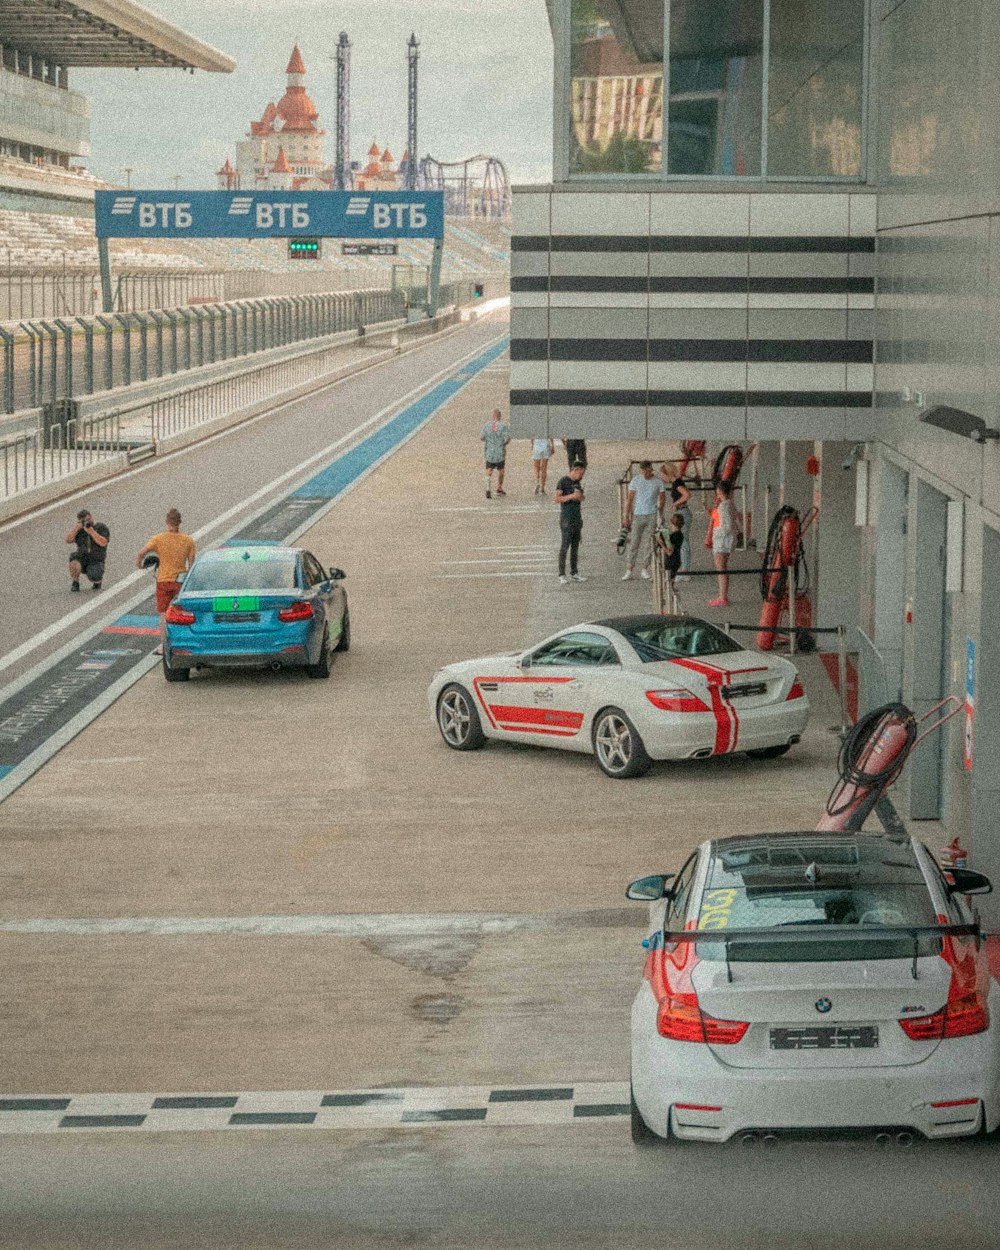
[699,888,738,930]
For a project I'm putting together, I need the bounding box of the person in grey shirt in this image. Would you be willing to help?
[481,408,511,499]
[621,461,665,580]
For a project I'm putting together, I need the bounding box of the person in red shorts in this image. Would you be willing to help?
[135,508,196,654]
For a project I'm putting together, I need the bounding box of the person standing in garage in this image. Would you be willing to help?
[706,483,737,607]
[622,461,665,581]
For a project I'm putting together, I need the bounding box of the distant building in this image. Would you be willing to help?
[219,46,336,191]
[354,141,411,192]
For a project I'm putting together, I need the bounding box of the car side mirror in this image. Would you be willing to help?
[947,868,993,896]
[328,567,346,580]
[626,873,675,901]
[176,572,186,584]
[519,653,532,670]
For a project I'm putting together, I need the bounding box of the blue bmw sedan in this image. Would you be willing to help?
[162,544,349,682]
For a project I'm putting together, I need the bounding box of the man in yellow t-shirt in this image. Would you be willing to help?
[136,508,196,651]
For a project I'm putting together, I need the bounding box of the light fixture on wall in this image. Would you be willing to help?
[918,405,1000,443]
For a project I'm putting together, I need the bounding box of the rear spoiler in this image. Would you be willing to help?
[660,923,993,982]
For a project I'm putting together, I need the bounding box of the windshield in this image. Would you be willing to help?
[693,837,939,962]
[617,618,742,663]
[184,552,299,593]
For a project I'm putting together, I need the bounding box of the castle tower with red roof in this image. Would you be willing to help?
[225,46,335,191]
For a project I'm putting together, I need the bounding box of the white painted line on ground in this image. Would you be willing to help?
[473,545,549,551]
[434,572,547,580]
[430,506,550,514]
[441,558,551,566]
[0,333,506,683]
[0,907,633,937]
[0,1082,630,1136]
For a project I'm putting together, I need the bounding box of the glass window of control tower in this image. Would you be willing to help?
[567,0,866,179]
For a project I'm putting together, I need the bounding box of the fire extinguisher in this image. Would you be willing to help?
[816,703,918,832]
[756,506,800,651]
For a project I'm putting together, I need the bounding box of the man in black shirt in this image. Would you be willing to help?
[555,461,587,584]
[66,507,110,591]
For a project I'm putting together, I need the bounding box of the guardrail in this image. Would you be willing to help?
[1,411,122,497]
[0,279,482,418]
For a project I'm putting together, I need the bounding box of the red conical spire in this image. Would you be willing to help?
[286,45,306,75]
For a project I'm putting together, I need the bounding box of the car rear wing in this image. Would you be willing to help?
[660,923,992,982]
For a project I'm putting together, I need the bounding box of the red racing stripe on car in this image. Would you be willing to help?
[668,657,735,753]
[471,676,576,733]
[491,704,584,731]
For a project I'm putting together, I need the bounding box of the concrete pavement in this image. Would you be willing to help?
[0,323,849,1099]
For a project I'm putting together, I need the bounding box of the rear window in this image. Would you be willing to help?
[184,553,299,592]
[694,838,939,962]
[617,619,742,664]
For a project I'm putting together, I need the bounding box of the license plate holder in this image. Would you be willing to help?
[722,682,767,699]
[769,1025,879,1050]
[214,612,260,624]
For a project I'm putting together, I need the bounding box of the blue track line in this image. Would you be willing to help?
[292,338,508,500]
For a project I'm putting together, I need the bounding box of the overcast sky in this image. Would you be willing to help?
[75,0,554,190]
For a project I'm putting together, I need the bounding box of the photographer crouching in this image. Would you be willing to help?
[66,507,110,592]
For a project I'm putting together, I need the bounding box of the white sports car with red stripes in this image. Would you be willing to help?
[429,615,809,779]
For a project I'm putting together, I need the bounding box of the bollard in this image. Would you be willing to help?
[789,578,797,656]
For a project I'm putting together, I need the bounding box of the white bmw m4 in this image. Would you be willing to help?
[627,831,999,1144]
[428,615,809,778]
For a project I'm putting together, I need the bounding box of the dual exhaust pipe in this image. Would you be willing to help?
[739,1129,915,1148]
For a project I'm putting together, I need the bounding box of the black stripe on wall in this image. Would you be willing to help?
[512,235,875,254]
[511,338,873,363]
[512,276,875,294]
[511,389,873,408]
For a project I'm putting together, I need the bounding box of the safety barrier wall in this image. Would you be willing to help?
[0,288,404,417]
[0,279,480,417]
[0,266,493,324]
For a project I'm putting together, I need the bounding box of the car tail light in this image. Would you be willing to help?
[899,988,989,1040]
[165,604,195,625]
[929,1099,979,1108]
[785,679,805,701]
[277,601,314,623]
[646,688,710,713]
[656,991,749,1044]
[899,922,989,1040]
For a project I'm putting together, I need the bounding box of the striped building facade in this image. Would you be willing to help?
[509,189,876,443]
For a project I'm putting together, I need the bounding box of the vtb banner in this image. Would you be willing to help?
[95,190,445,240]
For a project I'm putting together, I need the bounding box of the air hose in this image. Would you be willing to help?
[825,703,917,819]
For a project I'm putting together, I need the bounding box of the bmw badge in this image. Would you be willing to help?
[815,997,833,1014]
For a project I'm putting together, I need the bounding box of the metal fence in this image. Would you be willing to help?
[0,264,485,324]
[0,288,404,416]
[1,410,122,498]
[0,279,480,416]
